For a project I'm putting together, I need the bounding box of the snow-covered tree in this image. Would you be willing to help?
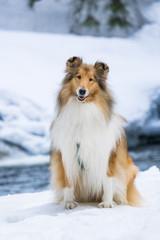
[106,0,131,29]
[71,0,131,30]
[28,0,149,37]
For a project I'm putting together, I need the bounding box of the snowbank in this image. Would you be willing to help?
[0,154,49,167]
[126,88,160,148]
[0,167,160,240]
[0,90,50,155]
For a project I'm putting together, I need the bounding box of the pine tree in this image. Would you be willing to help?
[27,0,142,35]
[70,0,132,34]
[106,0,132,29]
[70,0,100,33]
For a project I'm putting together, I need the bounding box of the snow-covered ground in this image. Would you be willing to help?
[0,2,160,158]
[0,167,160,240]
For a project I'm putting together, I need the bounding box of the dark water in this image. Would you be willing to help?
[0,145,160,196]
[130,144,160,171]
[0,164,50,196]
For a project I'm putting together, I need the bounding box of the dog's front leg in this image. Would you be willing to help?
[64,186,78,210]
[99,177,114,208]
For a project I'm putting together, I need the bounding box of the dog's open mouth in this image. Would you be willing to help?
[78,96,86,102]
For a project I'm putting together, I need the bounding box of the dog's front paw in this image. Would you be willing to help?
[98,201,114,208]
[65,201,78,210]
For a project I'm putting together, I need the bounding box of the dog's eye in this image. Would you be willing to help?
[77,75,81,79]
[89,78,93,82]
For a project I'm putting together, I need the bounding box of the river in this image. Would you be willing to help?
[0,144,159,196]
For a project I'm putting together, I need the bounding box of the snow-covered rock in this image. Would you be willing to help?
[126,88,160,148]
[0,90,51,155]
[0,167,160,240]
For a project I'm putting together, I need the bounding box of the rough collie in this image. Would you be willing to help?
[50,56,144,209]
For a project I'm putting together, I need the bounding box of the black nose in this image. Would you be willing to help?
[79,88,86,96]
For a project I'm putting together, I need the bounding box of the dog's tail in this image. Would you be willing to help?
[127,156,145,207]
[127,180,145,207]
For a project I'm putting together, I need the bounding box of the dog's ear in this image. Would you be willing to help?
[94,61,109,79]
[66,56,82,72]
[94,61,109,91]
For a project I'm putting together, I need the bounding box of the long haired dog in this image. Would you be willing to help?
[50,57,144,209]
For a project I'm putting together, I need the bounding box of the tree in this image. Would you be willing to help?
[28,0,41,8]
[106,0,132,29]
[72,0,99,27]
[28,0,147,36]
[70,0,132,34]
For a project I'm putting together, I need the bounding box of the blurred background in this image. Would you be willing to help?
[0,0,160,196]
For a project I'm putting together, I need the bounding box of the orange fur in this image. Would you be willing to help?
[50,149,69,190]
[107,135,144,206]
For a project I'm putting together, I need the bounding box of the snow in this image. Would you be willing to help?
[0,167,160,240]
[0,1,160,238]
[0,0,70,34]
[0,154,49,167]
[0,4,160,120]
[0,2,160,238]
[0,0,150,37]
[0,90,50,155]
[0,2,160,156]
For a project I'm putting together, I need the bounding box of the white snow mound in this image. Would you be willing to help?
[0,90,51,155]
[0,167,160,240]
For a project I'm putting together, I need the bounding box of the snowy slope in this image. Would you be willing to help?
[0,167,160,240]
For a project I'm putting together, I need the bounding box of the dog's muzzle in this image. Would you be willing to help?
[77,87,87,102]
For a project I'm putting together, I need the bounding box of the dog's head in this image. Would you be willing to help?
[63,56,109,103]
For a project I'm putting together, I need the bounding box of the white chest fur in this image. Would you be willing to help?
[51,98,124,198]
